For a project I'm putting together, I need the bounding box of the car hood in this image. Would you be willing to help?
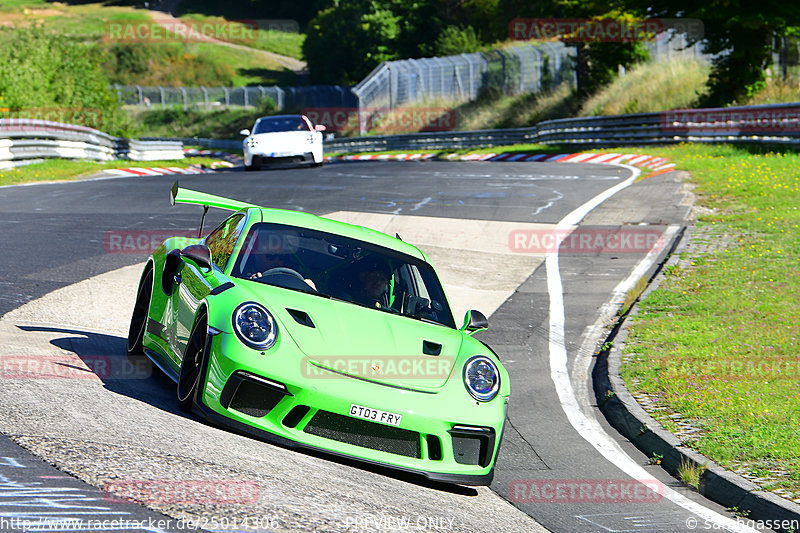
[238,282,462,390]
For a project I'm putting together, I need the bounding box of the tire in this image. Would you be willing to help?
[177,312,208,413]
[126,267,154,371]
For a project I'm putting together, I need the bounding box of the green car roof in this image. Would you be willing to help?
[254,207,428,262]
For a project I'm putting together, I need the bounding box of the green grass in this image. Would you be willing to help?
[0,157,212,186]
[579,57,710,116]
[5,2,153,40]
[453,84,579,132]
[179,13,305,59]
[744,78,800,106]
[619,143,800,498]
[1,2,300,87]
[190,42,296,86]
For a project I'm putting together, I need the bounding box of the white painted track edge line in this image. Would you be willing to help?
[546,164,757,533]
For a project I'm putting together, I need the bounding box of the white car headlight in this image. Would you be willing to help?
[232,302,277,350]
[463,356,500,402]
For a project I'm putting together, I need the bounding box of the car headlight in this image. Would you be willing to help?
[232,302,277,350]
[463,356,500,402]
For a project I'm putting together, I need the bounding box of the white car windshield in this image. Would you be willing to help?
[253,116,310,133]
[230,223,456,328]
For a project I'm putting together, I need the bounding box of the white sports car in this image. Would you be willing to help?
[240,114,326,170]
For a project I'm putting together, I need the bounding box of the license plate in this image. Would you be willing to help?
[349,404,402,427]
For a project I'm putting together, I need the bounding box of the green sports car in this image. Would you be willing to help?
[127,183,510,485]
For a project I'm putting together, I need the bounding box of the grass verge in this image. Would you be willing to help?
[579,58,709,116]
[618,143,800,501]
[0,157,212,187]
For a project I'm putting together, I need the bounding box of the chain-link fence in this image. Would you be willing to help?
[352,42,577,113]
[115,85,357,111]
[646,30,710,62]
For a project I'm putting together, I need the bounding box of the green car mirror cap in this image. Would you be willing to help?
[463,355,500,402]
[461,309,488,334]
[181,244,212,273]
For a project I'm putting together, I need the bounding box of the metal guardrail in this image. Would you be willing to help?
[140,137,242,151]
[323,128,538,152]
[323,102,800,152]
[0,119,185,166]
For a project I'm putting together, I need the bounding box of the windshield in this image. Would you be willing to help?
[230,223,456,328]
[253,116,310,133]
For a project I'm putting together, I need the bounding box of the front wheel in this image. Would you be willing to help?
[177,312,208,413]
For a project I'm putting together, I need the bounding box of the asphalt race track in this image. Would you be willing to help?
[0,161,761,532]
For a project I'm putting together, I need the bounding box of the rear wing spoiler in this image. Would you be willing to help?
[170,181,260,237]
[170,181,259,211]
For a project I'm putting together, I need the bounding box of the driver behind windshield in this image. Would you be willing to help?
[348,257,392,308]
[241,232,298,280]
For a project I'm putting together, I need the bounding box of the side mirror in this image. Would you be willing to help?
[181,244,212,273]
[314,124,327,132]
[162,249,183,295]
[239,129,251,136]
[461,310,488,334]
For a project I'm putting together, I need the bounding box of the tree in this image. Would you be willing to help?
[0,27,122,133]
[303,1,401,85]
[620,0,800,105]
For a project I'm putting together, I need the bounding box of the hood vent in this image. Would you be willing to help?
[422,340,442,356]
[287,308,315,328]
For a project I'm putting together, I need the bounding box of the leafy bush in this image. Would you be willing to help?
[102,43,236,87]
[434,25,483,56]
[0,26,126,134]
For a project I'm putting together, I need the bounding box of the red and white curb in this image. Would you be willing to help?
[103,165,212,177]
[325,153,437,162]
[447,152,677,177]
[326,151,677,178]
